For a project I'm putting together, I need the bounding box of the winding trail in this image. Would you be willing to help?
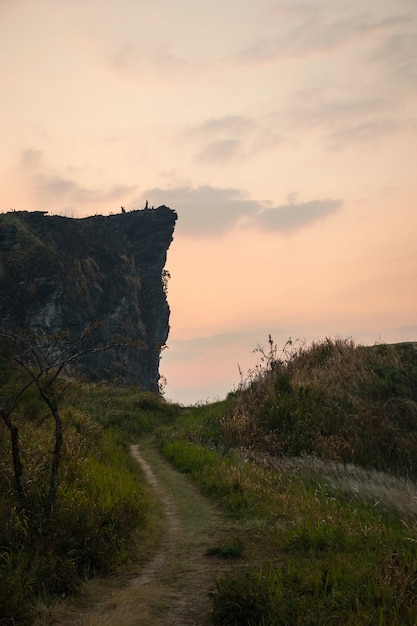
[54,442,236,626]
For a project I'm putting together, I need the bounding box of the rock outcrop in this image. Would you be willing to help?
[0,207,177,392]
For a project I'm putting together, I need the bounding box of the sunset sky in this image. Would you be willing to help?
[1,0,416,404]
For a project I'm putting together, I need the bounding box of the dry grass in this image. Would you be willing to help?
[266,454,417,519]
[219,337,417,475]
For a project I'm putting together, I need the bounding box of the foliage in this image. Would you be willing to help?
[156,337,417,625]
[158,434,417,624]
[0,411,147,622]
[0,326,123,511]
[206,539,244,559]
[0,377,179,624]
[2,334,417,624]
[211,337,417,477]
[67,383,181,439]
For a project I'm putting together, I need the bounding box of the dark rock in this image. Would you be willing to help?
[0,223,18,250]
[0,207,177,392]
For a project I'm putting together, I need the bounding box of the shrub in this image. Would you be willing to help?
[0,410,150,623]
[211,568,271,625]
[217,338,417,476]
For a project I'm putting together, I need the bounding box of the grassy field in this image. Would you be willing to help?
[155,338,417,625]
[1,336,417,624]
[0,382,181,624]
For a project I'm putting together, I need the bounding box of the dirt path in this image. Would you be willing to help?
[52,442,237,626]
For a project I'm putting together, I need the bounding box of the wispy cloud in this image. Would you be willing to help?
[19,148,138,209]
[327,118,412,149]
[20,148,43,171]
[33,174,136,205]
[139,185,260,236]
[151,43,191,74]
[284,91,385,128]
[282,90,414,149]
[139,185,342,237]
[108,42,137,73]
[252,196,343,233]
[184,115,284,163]
[196,139,241,163]
[236,13,410,65]
[188,116,257,137]
[371,31,417,83]
[105,40,194,83]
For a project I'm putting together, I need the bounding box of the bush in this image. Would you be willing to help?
[211,569,271,625]
[0,412,150,623]
[217,338,417,476]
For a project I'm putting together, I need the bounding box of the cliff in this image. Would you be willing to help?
[0,207,177,392]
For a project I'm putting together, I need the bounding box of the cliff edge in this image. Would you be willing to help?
[0,206,177,392]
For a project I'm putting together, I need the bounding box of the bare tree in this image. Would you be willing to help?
[0,326,123,513]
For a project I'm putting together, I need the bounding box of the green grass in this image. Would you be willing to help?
[155,338,417,625]
[164,338,417,477]
[157,436,417,624]
[0,380,181,624]
[2,336,417,624]
[66,382,181,439]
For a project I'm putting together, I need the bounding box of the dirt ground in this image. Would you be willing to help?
[47,442,238,626]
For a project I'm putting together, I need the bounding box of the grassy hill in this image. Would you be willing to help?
[1,336,417,624]
[156,337,417,625]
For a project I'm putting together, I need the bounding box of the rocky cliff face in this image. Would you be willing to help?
[0,207,177,392]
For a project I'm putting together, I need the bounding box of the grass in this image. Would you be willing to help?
[62,382,181,438]
[156,337,417,625]
[2,336,417,624]
[202,337,417,477]
[158,435,417,624]
[0,380,181,624]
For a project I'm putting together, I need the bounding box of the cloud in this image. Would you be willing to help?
[139,185,260,236]
[285,91,384,128]
[139,185,342,237]
[184,115,284,163]
[19,148,138,209]
[152,43,190,73]
[189,115,257,137]
[104,33,196,85]
[236,13,410,65]
[283,90,413,148]
[33,174,137,205]
[20,148,43,171]
[108,42,136,73]
[327,118,411,149]
[196,139,241,163]
[371,31,417,82]
[252,196,343,233]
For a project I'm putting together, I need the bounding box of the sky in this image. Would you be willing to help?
[1,0,416,404]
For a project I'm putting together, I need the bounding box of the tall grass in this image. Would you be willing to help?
[0,382,179,624]
[216,338,417,476]
[66,383,181,439]
[159,434,417,624]
[157,337,417,624]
